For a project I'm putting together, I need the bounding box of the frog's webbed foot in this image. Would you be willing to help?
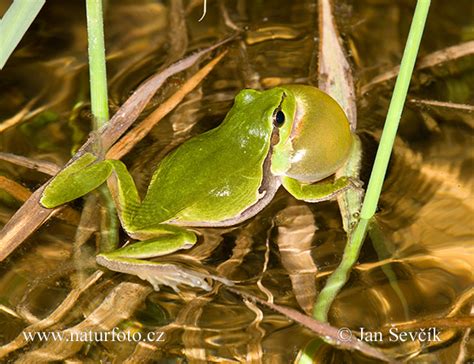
[96,255,233,292]
[140,265,234,292]
[136,264,212,292]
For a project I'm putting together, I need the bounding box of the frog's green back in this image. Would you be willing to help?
[132,88,286,228]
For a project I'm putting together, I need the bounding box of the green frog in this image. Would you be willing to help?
[41,85,357,291]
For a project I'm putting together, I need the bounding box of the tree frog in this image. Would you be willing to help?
[40,85,357,291]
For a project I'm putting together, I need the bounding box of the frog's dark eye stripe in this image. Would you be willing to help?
[273,108,285,127]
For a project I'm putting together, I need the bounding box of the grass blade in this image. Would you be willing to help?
[0,0,45,69]
[360,0,431,219]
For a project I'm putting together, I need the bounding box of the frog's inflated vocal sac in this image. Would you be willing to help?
[41,85,356,291]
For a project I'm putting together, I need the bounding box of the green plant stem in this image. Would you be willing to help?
[298,2,431,361]
[85,0,109,128]
[312,0,431,322]
[0,0,45,69]
[361,0,430,220]
[85,0,117,251]
[313,0,430,322]
[313,218,369,320]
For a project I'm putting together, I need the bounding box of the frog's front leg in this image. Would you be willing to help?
[281,175,361,202]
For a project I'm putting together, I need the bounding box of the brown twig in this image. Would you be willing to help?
[409,98,474,112]
[360,40,474,94]
[0,176,80,225]
[0,153,61,175]
[107,50,228,159]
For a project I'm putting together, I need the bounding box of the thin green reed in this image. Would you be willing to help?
[313,0,431,322]
[85,0,109,128]
[314,0,431,321]
[299,1,431,362]
[85,0,118,251]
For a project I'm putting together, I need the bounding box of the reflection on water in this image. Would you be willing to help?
[0,0,472,362]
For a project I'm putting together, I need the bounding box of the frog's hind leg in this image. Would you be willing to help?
[96,224,199,291]
[102,224,197,259]
[42,153,206,292]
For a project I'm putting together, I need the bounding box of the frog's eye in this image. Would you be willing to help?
[273,108,285,127]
